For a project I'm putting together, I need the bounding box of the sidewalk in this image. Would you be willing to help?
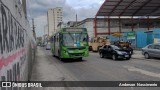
[132,50,144,59]
[29,47,84,90]
[29,47,66,90]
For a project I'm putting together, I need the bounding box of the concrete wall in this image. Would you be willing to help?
[0,0,36,87]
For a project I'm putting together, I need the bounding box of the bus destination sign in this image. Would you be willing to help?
[64,28,86,32]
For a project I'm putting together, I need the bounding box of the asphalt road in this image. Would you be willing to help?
[30,47,160,90]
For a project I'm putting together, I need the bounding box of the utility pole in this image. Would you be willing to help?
[32,19,36,39]
[47,12,49,38]
[53,10,55,35]
[76,14,77,26]
[22,0,27,18]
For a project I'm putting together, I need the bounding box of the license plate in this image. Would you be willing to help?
[125,55,129,57]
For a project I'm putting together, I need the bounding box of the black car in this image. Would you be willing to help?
[99,45,132,60]
[119,46,133,55]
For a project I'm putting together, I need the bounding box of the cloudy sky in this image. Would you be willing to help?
[27,0,105,37]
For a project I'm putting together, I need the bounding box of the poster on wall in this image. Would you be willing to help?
[154,38,160,44]
[127,32,135,39]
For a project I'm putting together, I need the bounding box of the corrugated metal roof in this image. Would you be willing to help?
[96,0,160,16]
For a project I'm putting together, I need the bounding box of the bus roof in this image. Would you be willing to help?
[51,27,87,36]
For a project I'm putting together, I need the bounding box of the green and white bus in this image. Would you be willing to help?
[50,27,89,60]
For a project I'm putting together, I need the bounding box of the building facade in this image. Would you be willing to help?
[77,18,160,37]
[77,19,94,37]
[47,7,63,36]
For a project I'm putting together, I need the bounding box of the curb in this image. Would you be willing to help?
[131,57,145,60]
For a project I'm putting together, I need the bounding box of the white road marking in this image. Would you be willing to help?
[124,66,160,78]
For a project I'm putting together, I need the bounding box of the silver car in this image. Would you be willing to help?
[142,44,160,59]
[46,43,51,50]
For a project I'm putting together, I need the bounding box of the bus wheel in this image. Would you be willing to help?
[53,54,56,57]
[78,58,82,61]
[60,58,64,61]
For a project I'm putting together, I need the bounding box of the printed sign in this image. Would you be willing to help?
[127,32,135,39]
[154,38,160,44]
[65,28,86,32]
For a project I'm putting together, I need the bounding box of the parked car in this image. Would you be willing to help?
[142,44,160,59]
[99,45,132,60]
[46,43,51,50]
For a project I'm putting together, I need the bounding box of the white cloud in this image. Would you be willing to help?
[33,15,47,37]
[27,0,105,37]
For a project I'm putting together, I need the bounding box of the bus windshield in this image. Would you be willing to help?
[63,33,88,47]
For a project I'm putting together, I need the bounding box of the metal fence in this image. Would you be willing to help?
[108,28,160,48]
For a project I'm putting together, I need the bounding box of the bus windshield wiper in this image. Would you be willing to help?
[68,32,74,41]
[78,32,83,41]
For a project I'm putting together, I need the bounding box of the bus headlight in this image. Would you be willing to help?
[85,50,89,54]
[64,50,67,53]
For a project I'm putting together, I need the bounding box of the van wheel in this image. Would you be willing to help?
[144,53,150,59]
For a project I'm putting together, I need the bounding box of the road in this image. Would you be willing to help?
[30,47,160,90]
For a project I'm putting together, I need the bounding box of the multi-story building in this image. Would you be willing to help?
[47,7,63,36]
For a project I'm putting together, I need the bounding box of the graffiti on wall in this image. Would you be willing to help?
[0,2,25,55]
[0,0,29,86]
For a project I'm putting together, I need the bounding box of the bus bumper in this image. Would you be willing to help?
[62,51,89,59]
